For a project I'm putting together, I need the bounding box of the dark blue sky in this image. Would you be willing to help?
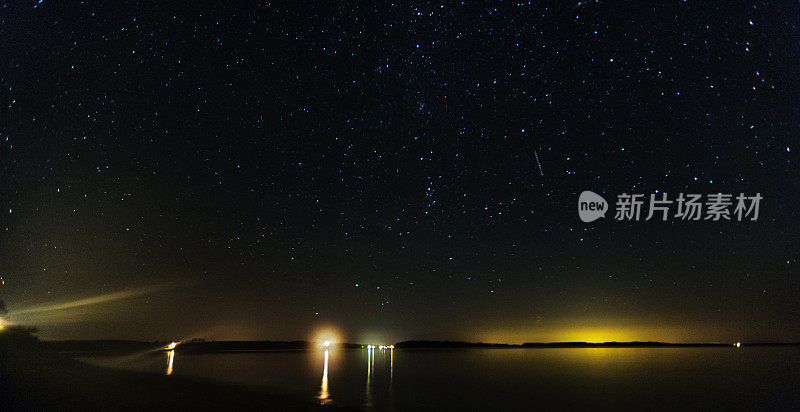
[1,1,798,343]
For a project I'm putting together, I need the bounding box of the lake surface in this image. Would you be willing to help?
[83,347,800,410]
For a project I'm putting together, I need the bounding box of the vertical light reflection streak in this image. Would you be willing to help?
[364,346,373,408]
[390,347,394,388]
[318,349,331,404]
[165,350,174,375]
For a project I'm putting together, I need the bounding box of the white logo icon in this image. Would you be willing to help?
[578,191,608,223]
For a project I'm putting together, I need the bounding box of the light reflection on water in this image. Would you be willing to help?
[164,350,174,375]
[317,349,330,404]
[389,347,393,388]
[84,347,800,410]
[365,346,373,408]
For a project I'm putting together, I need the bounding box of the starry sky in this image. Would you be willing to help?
[1,1,798,344]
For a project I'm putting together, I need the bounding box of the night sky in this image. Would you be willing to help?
[1,1,798,344]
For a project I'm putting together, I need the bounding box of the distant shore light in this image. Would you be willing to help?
[310,327,342,350]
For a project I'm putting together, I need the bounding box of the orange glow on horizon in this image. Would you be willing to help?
[472,324,695,344]
[553,327,643,343]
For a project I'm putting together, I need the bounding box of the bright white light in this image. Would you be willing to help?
[323,340,330,347]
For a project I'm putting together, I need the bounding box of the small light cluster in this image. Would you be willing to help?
[365,345,394,349]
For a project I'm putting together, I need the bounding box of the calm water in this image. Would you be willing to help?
[83,347,800,410]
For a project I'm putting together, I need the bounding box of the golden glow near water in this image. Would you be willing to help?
[315,345,396,406]
[310,326,343,349]
[318,349,330,404]
[165,350,175,376]
[472,324,703,344]
[365,346,373,408]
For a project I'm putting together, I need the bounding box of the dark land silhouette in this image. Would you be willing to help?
[35,338,800,355]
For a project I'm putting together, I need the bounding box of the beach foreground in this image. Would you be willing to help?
[0,332,345,411]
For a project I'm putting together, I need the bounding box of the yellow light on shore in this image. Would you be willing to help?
[165,341,178,350]
[310,326,342,350]
[735,341,741,348]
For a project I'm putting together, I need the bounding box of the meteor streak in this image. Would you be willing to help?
[535,151,544,176]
